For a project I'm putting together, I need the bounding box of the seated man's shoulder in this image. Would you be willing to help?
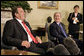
[60,22,64,24]
[50,22,56,27]
[60,22,65,26]
[7,19,14,22]
[5,19,15,25]
[25,20,29,24]
[24,20,30,26]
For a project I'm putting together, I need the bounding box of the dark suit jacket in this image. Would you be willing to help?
[67,12,83,34]
[49,21,68,43]
[2,18,36,50]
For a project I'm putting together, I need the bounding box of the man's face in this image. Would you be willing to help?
[54,13,61,23]
[74,7,79,13]
[16,8,25,20]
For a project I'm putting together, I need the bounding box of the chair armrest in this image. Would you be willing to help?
[12,46,18,50]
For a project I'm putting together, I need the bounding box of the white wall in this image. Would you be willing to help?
[26,1,83,29]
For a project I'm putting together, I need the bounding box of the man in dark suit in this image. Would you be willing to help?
[49,12,68,44]
[49,12,83,55]
[2,6,56,54]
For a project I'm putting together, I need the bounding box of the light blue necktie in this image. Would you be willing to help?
[59,23,68,38]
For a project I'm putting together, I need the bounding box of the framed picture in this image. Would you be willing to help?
[37,1,59,9]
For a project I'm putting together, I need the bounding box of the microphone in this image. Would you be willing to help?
[53,44,70,55]
[63,37,80,55]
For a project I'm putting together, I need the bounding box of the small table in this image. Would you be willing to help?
[1,49,40,55]
[36,27,45,40]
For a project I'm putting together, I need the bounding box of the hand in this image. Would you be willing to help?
[75,20,79,22]
[21,40,30,48]
[72,17,75,20]
[36,36,42,43]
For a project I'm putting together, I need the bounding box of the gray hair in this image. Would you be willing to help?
[54,12,61,18]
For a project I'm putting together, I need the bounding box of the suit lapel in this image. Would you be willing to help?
[13,19,27,35]
[77,13,79,19]
[73,12,75,17]
[60,23,66,35]
[59,24,64,35]
[54,22,62,34]
[24,20,31,31]
[73,12,79,17]
[55,22,65,36]
[60,23,67,37]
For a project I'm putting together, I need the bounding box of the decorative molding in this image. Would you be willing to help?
[1,8,12,11]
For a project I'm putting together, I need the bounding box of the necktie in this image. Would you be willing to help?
[22,21,38,44]
[59,23,67,38]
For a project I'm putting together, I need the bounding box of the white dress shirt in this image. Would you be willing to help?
[57,22,60,25]
[16,19,32,42]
